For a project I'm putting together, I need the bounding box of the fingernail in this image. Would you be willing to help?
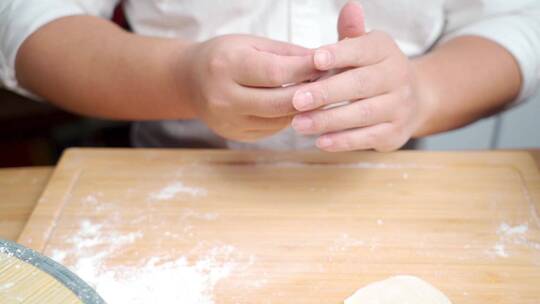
[317,136,333,148]
[292,115,313,132]
[293,91,314,111]
[314,49,332,70]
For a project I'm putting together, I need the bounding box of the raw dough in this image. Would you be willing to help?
[345,275,452,304]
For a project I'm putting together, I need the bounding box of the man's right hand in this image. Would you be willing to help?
[16,17,318,141]
[176,34,320,141]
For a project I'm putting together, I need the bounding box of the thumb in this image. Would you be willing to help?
[337,1,366,40]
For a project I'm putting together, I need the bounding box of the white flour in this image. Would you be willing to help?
[149,181,208,201]
[330,233,366,252]
[74,246,240,304]
[487,222,540,258]
[327,233,367,263]
[497,222,528,236]
[48,220,251,304]
[492,244,508,258]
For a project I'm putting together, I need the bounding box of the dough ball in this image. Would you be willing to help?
[345,275,452,304]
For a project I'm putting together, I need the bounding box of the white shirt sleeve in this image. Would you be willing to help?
[441,0,540,103]
[0,0,118,99]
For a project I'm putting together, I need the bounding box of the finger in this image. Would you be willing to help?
[293,63,393,111]
[313,31,394,71]
[243,115,292,132]
[216,115,291,142]
[225,130,276,142]
[234,84,300,118]
[232,116,292,142]
[316,123,407,152]
[337,1,366,40]
[233,51,320,87]
[251,36,314,56]
[239,130,275,142]
[291,94,396,135]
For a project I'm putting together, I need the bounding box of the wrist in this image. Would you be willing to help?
[410,56,441,138]
[163,39,198,119]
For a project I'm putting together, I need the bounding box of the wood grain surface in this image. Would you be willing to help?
[0,167,52,240]
[15,148,540,303]
[1,151,538,242]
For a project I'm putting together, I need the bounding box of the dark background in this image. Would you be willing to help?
[0,3,132,168]
[0,88,131,167]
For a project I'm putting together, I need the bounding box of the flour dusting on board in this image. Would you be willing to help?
[498,222,528,236]
[74,245,242,304]
[48,220,252,304]
[487,222,540,258]
[330,233,365,252]
[149,181,207,201]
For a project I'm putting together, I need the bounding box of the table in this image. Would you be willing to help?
[0,167,53,240]
[1,150,539,242]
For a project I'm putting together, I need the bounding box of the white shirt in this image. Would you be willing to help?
[1,0,540,149]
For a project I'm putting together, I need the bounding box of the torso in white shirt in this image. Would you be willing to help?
[2,0,538,149]
[128,0,448,149]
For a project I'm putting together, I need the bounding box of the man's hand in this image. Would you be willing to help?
[16,17,319,141]
[178,35,319,141]
[291,2,431,151]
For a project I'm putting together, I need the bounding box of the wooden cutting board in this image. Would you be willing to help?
[17,148,540,303]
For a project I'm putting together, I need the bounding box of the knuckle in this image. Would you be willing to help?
[393,61,412,84]
[353,71,371,96]
[208,55,227,75]
[356,102,374,125]
[334,42,363,65]
[312,112,331,132]
[397,85,413,102]
[315,84,329,106]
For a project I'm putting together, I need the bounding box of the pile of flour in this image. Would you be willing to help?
[49,220,251,304]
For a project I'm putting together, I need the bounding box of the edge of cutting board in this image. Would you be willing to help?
[17,148,540,253]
